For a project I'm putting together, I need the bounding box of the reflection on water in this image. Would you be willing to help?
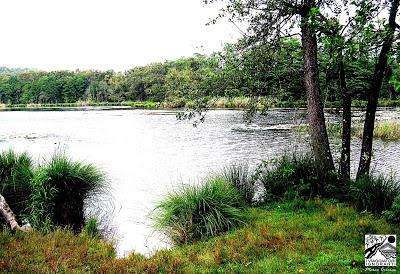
[0,108,399,256]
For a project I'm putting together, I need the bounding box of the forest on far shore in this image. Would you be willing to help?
[0,38,399,105]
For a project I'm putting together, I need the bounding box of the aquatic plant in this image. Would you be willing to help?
[28,153,107,232]
[153,178,246,245]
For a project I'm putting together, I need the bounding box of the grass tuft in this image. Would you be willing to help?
[153,178,246,245]
[81,217,101,239]
[295,120,400,141]
[254,153,339,203]
[221,163,256,204]
[354,120,400,141]
[383,196,400,224]
[0,150,33,222]
[348,175,400,214]
[28,153,107,232]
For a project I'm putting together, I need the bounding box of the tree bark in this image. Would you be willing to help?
[0,193,22,231]
[300,8,335,173]
[338,52,351,181]
[357,0,400,179]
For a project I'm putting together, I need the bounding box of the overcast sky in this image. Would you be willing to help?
[0,0,240,71]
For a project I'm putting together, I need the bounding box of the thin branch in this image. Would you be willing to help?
[228,18,249,37]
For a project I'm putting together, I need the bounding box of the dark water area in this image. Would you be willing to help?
[0,108,398,256]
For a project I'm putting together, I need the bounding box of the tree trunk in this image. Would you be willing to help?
[338,53,352,181]
[300,10,335,173]
[357,0,400,179]
[0,193,22,231]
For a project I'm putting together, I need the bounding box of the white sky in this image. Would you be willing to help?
[0,0,240,71]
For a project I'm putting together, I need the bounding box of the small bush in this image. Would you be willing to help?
[348,175,400,214]
[153,178,246,245]
[255,154,339,203]
[221,163,255,204]
[384,196,400,224]
[0,150,33,220]
[28,153,107,232]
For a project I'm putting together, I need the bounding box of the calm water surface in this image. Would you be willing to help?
[0,108,399,256]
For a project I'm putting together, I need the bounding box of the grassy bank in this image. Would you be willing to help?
[1,199,398,273]
[2,151,400,272]
[2,97,400,111]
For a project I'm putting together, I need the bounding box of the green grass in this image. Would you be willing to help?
[1,199,398,273]
[348,175,400,214]
[0,149,108,232]
[81,217,101,239]
[1,151,399,272]
[255,154,340,203]
[0,150,33,221]
[384,195,400,224]
[153,178,246,245]
[221,163,256,205]
[28,153,108,232]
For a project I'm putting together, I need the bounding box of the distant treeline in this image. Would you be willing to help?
[0,39,398,105]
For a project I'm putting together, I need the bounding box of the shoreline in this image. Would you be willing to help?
[1,100,400,112]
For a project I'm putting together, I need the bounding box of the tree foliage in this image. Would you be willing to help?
[0,39,397,105]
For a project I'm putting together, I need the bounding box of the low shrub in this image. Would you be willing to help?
[0,150,33,221]
[28,153,107,232]
[255,154,339,203]
[153,178,246,245]
[221,163,255,204]
[348,175,400,214]
[384,196,400,224]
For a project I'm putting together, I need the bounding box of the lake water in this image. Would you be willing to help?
[0,108,399,256]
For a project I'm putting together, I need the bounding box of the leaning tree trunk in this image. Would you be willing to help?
[338,52,352,181]
[300,10,335,173]
[357,0,400,179]
[0,193,22,231]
